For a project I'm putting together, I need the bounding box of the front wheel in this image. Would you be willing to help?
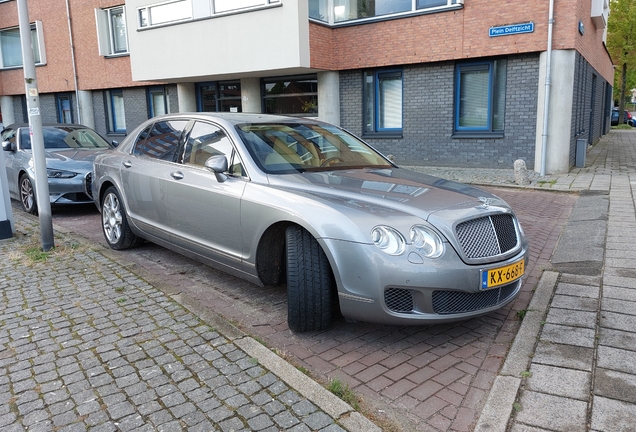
[285,225,333,332]
[101,186,143,250]
[19,174,37,215]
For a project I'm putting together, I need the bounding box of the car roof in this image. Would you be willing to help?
[146,112,325,127]
[4,123,90,129]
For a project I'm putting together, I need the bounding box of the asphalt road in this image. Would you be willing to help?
[27,186,576,431]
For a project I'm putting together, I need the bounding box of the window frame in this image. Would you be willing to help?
[0,21,46,69]
[106,89,127,134]
[309,0,461,26]
[95,6,129,57]
[196,81,242,113]
[137,0,280,29]
[56,93,74,124]
[148,86,170,117]
[262,74,318,117]
[453,59,507,138]
[362,69,403,137]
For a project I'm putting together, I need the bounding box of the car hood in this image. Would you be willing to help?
[45,148,111,171]
[267,167,513,231]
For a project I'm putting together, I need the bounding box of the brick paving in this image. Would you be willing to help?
[237,187,576,431]
[47,184,576,431]
[0,215,353,432]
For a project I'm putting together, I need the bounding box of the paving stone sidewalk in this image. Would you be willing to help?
[472,129,636,432]
[0,214,377,431]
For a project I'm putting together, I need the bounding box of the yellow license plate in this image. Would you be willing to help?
[481,259,525,290]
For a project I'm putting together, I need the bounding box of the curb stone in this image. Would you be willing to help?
[474,271,560,432]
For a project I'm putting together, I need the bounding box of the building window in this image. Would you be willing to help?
[0,21,45,69]
[363,70,403,134]
[148,86,170,117]
[57,94,73,123]
[96,6,128,56]
[263,75,318,116]
[309,0,459,24]
[196,81,242,113]
[137,0,280,28]
[106,90,126,133]
[454,60,507,135]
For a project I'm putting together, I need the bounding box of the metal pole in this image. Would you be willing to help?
[65,0,81,124]
[540,0,555,176]
[17,0,55,251]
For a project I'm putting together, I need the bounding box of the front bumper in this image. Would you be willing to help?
[321,237,529,325]
[47,172,94,205]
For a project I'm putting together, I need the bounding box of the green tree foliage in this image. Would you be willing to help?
[607,0,636,120]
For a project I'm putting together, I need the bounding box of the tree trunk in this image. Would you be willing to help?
[619,62,628,124]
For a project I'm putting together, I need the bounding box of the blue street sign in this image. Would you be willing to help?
[489,22,534,37]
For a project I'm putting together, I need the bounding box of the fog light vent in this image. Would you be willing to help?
[432,281,520,314]
[385,288,414,313]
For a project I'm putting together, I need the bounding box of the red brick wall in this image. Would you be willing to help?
[0,0,158,97]
[310,0,613,82]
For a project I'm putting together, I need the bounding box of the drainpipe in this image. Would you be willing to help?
[540,0,555,176]
[65,0,81,124]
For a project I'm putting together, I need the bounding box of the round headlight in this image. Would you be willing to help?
[410,225,444,258]
[371,226,406,256]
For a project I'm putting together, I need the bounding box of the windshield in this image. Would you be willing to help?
[236,122,392,174]
[19,127,111,150]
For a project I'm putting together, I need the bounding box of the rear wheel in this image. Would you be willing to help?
[19,174,37,215]
[101,186,143,250]
[285,225,333,332]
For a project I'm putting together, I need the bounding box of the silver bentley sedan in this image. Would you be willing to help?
[92,113,528,332]
[1,123,113,214]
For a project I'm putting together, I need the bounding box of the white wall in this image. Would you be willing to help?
[127,1,311,82]
[535,50,575,174]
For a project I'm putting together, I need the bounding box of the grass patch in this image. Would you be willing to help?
[516,309,529,320]
[16,238,86,265]
[24,246,52,263]
[327,378,359,410]
[612,124,633,130]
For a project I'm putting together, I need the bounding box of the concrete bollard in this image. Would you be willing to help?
[514,159,530,186]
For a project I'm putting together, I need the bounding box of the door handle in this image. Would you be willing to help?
[171,171,184,180]
[123,161,132,168]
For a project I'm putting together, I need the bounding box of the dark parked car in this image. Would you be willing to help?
[1,124,114,214]
[93,113,528,331]
[611,108,634,126]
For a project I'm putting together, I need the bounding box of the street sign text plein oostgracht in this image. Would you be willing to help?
[489,22,534,37]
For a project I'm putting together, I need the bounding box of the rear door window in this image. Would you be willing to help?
[132,120,188,162]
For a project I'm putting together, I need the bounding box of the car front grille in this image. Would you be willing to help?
[431,281,520,315]
[85,172,93,199]
[385,288,414,313]
[455,214,518,259]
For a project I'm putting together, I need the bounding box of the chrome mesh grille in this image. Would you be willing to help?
[385,288,414,313]
[432,281,520,314]
[456,214,518,259]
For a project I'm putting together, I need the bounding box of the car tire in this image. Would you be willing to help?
[19,174,38,215]
[285,225,333,332]
[101,186,143,250]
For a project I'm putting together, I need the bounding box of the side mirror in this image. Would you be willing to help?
[111,140,119,148]
[2,141,14,152]
[204,155,229,182]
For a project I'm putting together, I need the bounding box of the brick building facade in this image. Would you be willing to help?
[0,0,614,173]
